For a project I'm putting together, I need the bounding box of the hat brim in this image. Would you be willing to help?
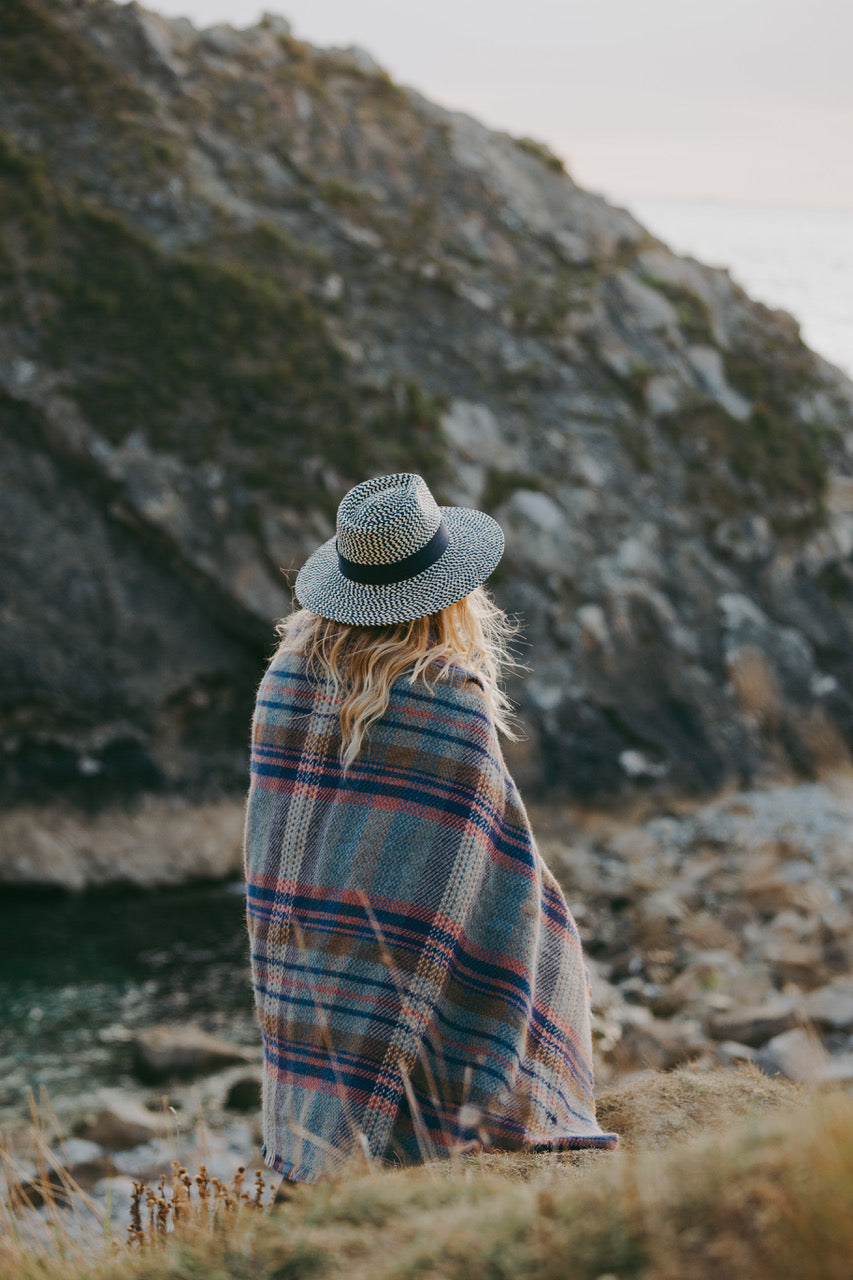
[293,506,504,625]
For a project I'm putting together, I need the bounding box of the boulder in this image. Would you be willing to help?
[224,1074,263,1111]
[608,1010,706,1072]
[706,997,801,1047]
[762,937,827,989]
[652,955,734,1017]
[802,980,853,1031]
[91,1175,140,1224]
[634,891,687,951]
[745,869,834,917]
[132,1025,254,1082]
[818,1054,853,1086]
[610,270,678,333]
[715,1040,757,1067]
[74,1089,174,1150]
[8,1142,119,1208]
[684,345,751,421]
[755,1027,829,1083]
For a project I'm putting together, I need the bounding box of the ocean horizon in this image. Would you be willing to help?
[620,195,853,381]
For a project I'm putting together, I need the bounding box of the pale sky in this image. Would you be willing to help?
[125,0,853,209]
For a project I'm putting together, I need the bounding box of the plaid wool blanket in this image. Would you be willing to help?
[244,648,619,1182]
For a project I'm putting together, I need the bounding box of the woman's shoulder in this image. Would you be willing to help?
[393,662,494,740]
[440,662,486,694]
[403,660,487,704]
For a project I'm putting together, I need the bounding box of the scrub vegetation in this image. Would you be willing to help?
[5,1066,853,1280]
[0,129,445,514]
[661,395,826,533]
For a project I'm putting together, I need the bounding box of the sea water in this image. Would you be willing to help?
[625,197,853,380]
[0,882,255,1125]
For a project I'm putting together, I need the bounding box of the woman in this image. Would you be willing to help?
[244,472,618,1183]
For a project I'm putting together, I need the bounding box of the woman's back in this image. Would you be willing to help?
[245,643,618,1182]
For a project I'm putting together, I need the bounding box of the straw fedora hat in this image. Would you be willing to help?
[294,473,504,625]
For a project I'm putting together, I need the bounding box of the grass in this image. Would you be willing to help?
[513,136,568,175]
[661,397,827,533]
[724,300,819,410]
[5,1064,851,1280]
[0,0,149,116]
[315,177,375,213]
[480,470,550,512]
[504,264,596,337]
[638,273,715,346]
[1,0,188,194]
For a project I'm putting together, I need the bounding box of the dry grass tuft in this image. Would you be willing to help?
[593,1059,803,1150]
[727,648,781,728]
[4,1066,853,1280]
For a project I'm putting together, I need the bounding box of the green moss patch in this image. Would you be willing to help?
[505,265,596,337]
[639,272,715,345]
[0,129,444,512]
[724,300,820,412]
[662,396,827,533]
[0,0,148,114]
[1,0,188,192]
[513,136,567,175]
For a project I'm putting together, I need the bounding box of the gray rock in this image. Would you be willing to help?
[712,514,774,565]
[440,400,515,468]
[135,9,192,74]
[9,1150,119,1207]
[329,44,384,76]
[645,373,684,417]
[685,346,751,421]
[132,1025,254,1082]
[715,1040,758,1067]
[817,1054,853,1085]
[74,1090,173,1150]
[611,270,679,333]
[607,1009,706,1071]
[112,1136,182,1177]
[58,1138,103,1166]
[755,1027,829,1082]
[91,1175,139,1223]
[706,997,801,1047]
[497,490,588,577]
[634,247,735,346]
[803,980,853,1031]
[261,12,292,37]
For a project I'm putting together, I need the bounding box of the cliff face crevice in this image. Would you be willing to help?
[2,0,853,816]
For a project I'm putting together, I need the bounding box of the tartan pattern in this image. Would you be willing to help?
[244,649,619,1182]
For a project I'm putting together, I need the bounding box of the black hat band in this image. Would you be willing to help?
[337,520,450,586]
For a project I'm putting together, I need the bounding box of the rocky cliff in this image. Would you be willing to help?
[3,0,853,819]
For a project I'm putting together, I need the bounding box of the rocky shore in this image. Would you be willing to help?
[554,774,853,1086]
[3,1054,267,1229]
[0,795,245,889]
[4,773,853,1229]
[3,2,853,1235]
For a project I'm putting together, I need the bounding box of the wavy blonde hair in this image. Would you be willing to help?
[274,586,521,768]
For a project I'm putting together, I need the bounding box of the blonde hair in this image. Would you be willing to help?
[274,586,521,768]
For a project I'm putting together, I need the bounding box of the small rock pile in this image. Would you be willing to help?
[4,1056,266,1230]
[7,775,853,1223]
[541,779,853,1087]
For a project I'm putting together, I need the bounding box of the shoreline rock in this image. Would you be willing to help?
[0,795,245,889]
[132,1025,256,1082]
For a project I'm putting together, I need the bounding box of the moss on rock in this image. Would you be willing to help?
[0,129,444,512]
